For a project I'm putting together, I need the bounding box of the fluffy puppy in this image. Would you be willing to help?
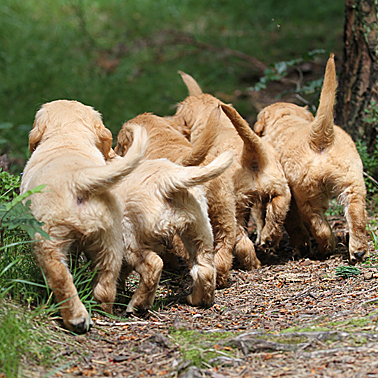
[20,100,148,333]
[113,139,233,313]
[169,72,291,285]
[254,54,368,263]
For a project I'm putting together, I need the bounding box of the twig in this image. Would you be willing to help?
[94,320,164,326]
[363,171,378,187]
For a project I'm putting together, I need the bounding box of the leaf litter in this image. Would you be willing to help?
[22,216,378,378]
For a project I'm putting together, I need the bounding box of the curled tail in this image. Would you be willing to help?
[221,104,269,169]
[74,124,148,195]
[173,151,233,191]
[178,71,203,96]
[179,106,220,166]
[309,54,337,151]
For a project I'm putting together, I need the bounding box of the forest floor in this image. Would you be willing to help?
[22,215,378,378]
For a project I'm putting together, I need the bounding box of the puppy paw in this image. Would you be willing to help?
[350,250,369,264]
[186,293,214,308]
[65,313,92,334]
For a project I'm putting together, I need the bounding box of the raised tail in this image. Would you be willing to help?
[178,71,203,96]
[74,124,148,195]
[179,106,220,166]
[308,54,337,151]
[172,150,233,191]
[221,104,269,168]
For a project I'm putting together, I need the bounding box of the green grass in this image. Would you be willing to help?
[169,328,238,369]
[0,0,345,173]
[0,301,79,378]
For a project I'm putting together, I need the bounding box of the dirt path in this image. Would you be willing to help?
[21,217,378,378]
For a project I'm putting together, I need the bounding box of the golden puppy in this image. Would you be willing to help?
[169,72,291,285]
[20,100,148,333]
[254,54,368,263]
[113,135,233,312]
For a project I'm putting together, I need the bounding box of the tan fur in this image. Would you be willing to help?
[113,146,234,313]
[20,100,148,333]
[116,108,238,289]
[169,72,292,284]
[254,54,368,263]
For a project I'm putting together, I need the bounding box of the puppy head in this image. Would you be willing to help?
[175,93,224,135]
[29,100,112,158]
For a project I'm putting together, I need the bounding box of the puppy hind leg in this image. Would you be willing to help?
[34,239,90,334]
[343,192,368,262]
[126,250,163,313]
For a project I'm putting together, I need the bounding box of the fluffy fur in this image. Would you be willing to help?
[113,143,233,313]
[254,54,368,263]
[20,100,148,333]
[169,72,291,285]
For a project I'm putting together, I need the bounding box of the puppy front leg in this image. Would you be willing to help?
[234,224,261,270]
[285,199,312,257]
[34,239,90,334]
[250,201,266,245]
[126,250,163,314]
[260,193,291,249]
[299,200,335,258]
[84,235,123,315]
[182,233,216,308]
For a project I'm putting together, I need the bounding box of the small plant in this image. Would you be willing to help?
[335,265,361,279]
[249,49,326,95]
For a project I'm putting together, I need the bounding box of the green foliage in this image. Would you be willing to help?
[0,302,76,377]
[0,169,21,202]
[250,49,325,92]
[356,101,378,204]
[0,0,344,173]
[335,265,361,279]
[0,185,49,242]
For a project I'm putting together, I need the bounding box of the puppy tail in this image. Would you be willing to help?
[75,124,148,195]
[221,104,269,169]
[309,54,337,151]
[178,71,203,96]
[179,106,219,166]
[173,151,234,190]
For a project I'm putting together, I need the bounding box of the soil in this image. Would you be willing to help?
[22,215,378,378]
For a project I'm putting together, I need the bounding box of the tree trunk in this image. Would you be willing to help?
[335,0,378,152]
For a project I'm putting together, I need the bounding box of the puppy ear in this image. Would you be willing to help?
[115,125,134,157]
[254,111,268,136]
[92,110,113,159]
[28,108,46,153]
[95,122,113,159]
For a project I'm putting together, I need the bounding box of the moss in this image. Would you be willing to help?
[169,328,238,368]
